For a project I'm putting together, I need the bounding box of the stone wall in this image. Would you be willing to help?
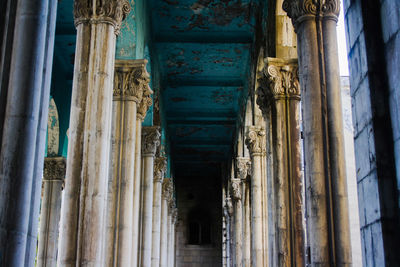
[344,0,400,265]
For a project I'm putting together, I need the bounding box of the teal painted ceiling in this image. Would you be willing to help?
[151,0,259,178]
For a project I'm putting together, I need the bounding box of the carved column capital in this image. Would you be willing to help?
[171,208,178,225]
[245,126,266,157]
[43,157,66,181]
[162,178,173,200]
[168,196,176,215]
[231,179,242,201]
[282,0,340,28]
[154,157,167,183]
[236,157,251,181]
[74,0,131,34]
[256,58,300,115]
[113,59,150,102]
[137,87,153,121]
[141,126,161,156]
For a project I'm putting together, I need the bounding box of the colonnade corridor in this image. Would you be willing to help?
[4,0,400,266]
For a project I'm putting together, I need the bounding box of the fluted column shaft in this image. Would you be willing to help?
[168,208,178,267]
[37,157,66,267]
[0,0,57,265]
[232,179,243,267]
[243,178,251,267]
[283,0,351,265]
[246,127,267,267]
[256,58,305,267]
[151,157,167,267]
[139,126,161,267]
[106,59,151,266]
[132,94,152,265]
[58,1,130,265]
[160,179,172,267]
[236,157,251,267]
[223,198,233,267]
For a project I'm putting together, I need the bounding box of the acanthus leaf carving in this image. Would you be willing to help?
[236,157,251,181]
[245,126,266,156]
[141,126,161,156]
[256,58,300,115]
[154,157,167,183]
[231,179,242,201]
[171,208,178,225]
[168,196,176,216]
[137,87,153,121]
[282,0,339,29]
[74,0,131,34]
[43,157,66,181]
[162,178,173,200]
[114,60,150,102]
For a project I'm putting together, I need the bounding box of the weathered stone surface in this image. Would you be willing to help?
[37,157,66,267]
[74,0,131,34]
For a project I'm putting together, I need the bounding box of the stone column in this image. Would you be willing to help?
[105,59,150,266]
[283,1,352,265]
[222,196,230,267]
[237,157,251,267]
[169,208,178,267]
[160,178,172,267]
[37,157,66,267]
[231,179,243,267]
[0,0,57,265]
[246,126,267,267]
[132,90,153,265]
[57,1,130,265]
[139,126,161,267]
[224,196,233,266]
[152,157,167,267]
[166,211,172,267]
[256,58,305,267]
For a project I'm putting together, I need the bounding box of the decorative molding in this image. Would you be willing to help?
[154,157,167,183]
[74,0,131,34]
[245,126,267,157]
[256,58,300,116]
[168,196,176,215]
[282,0,340,29]
[43,157,66,181]
[171,208,178,225]
[113,60,150,102]
[162,178,173,200]
[236,157,251,181]
[137,92,153,121]
[141,126,161,156]
[231,179,242,201]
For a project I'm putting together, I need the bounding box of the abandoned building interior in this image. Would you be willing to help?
[0,0,400,266]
